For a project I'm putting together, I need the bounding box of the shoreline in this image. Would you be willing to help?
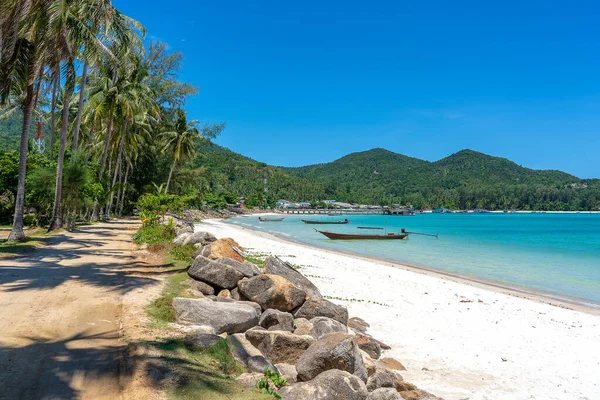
[219,217,600,316]
[197,218,600,400]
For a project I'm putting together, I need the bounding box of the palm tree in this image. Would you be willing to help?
[160,110,201,194]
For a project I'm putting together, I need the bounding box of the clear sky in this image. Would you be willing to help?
[115,0,600,178]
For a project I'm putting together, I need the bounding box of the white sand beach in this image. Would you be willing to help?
[198,218,600,400]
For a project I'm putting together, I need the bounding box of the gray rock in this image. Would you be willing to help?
[366,371,395,392]
[278,369,369,400]
[245,329,315,364]
[348,317,370,333]
[296,332,367,382]
[183,231,217,245]
[200,244,212,258]
[265,256,322,299]
[247,355,279,374]
[184,333,223,350]
[173,297,258,334]
[366,388,403,400]
[226,333,263,366]
[173,232,192,245]
[217,289,232,298]
[188,255,244,289]
[217,257,261,278]
[309,316,348,339]
[274,363,298,383]
[357,335,382,360]
[189,280,215,295]
[206,295,236,303]
[235,372,264,390]
[192,245,204,259]
[238,274,306,312]
[259,309,294,332]
[237,301,262,316]
[175,226,193,236]
[294,298,349,325]
[293,318,314,336]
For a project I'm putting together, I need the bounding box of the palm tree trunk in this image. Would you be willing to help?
[72,59,88,152]
[115,153,125,214]
[98,111,113,179]
[107,131,125,215]
[165,158,176,194]
[7,77,35,241]
[48,76,73,232]
[119,162,130,217]
[49,72,58,160]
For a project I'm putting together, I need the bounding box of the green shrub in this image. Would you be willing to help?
[134,221,176,244]
[170,243,196,262]
[255,368,287,399]
[23,214,38,228]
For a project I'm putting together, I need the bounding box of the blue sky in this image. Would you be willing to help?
[115,0,600,178]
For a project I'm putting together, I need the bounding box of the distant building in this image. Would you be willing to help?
[322,200,336,205]
[277,200,294,208]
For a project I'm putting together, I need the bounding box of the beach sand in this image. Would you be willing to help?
[197,219,600,400]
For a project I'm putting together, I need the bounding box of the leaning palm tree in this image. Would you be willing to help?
[160,110,201,194]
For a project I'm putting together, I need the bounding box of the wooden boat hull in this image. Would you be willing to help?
[316,230,408,240]
[301,219,349,225]
[258,217,284,222]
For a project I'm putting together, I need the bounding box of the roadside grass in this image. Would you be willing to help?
[138,338,270,400]
[135,222,271,399]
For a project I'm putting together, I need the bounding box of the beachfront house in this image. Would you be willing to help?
[322,200,336,205]
[277,200,294,209]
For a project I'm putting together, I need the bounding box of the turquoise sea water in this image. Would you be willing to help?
[226,213,600,306]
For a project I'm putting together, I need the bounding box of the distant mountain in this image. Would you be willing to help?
[1,117,598,210]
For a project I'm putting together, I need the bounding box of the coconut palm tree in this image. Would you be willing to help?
[160,110,201,194]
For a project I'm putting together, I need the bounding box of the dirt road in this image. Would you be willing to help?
[0,220,158,400]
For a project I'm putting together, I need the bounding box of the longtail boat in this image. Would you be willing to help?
[315,227,408,240]
[301,218,349,225]
[258,216,284,222]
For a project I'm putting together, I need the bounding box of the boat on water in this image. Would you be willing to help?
[301,218,349,225]
[258,216,285,222]
[315,227,408,240]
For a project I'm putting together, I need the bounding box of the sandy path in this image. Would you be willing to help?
[0,220,159,400]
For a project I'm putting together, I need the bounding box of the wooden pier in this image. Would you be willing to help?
[280,208,414,216]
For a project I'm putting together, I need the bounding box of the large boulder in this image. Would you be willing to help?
[296,332,367,382]
[247,355,278,374]
[348,317,370,333]
[235,372,264,390]
[379,357,406,371]
[278,369,369,400]
[217,257,261,278]
[275,363,298,383]
[201,238,245,262]
[187,279,215,296]
[309,316,348,339]
[183,333,223,350]
[173,297,258,334]
[294,298,348,325]
[175,226,193,236]
[245,329,314,364]
[293,318,314,335]
[173,231,192,245]
[357,335,382,359]
[367,388,403,400]
[238,274,306,312]
[366,371,395,392]
[182,231,217,245]
[259,309,294,332]
[265,256,322,298]
[188,255,244,289]
[226,333,263,367]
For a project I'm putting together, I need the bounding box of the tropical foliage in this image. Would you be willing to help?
[0,0,223,239]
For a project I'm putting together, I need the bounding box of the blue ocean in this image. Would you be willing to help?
[226,213,600,306]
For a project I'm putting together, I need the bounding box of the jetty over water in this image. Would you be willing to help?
[280,208,413,216]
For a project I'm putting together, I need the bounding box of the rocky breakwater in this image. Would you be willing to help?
[171,231,440,400]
